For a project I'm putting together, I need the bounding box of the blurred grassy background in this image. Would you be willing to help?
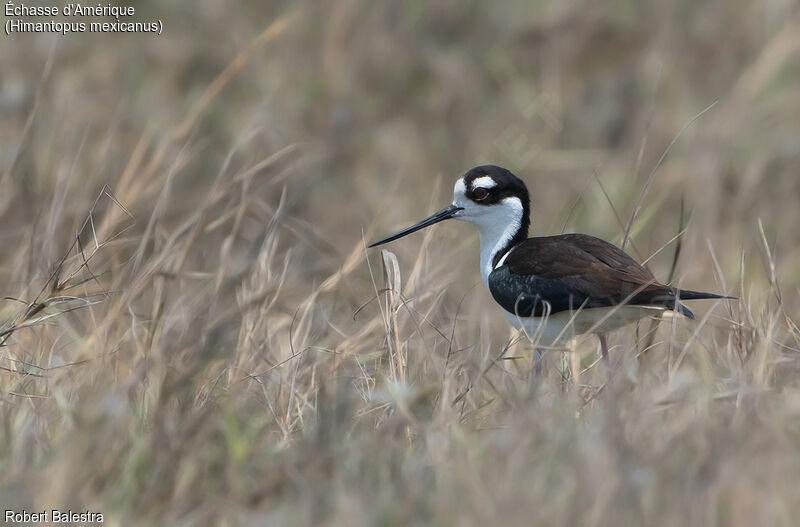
[1,1,800,525]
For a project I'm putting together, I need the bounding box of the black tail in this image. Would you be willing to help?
[673,288,735,301]
[674,303,696,320]
[671,288,736,320]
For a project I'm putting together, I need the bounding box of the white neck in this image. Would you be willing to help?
[450,179,526,289]
[474,198,523,287]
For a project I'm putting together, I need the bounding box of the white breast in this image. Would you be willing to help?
[504,305,666,347]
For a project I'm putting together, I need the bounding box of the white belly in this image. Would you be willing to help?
[504,305,666,347]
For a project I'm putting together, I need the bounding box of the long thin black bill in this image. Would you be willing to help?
[368,204,463,248]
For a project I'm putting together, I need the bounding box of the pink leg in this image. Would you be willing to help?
[599,334,610,365]
[598,334,614,384]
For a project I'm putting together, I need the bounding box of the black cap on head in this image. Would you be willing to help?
[463,166,529,204]
[368,165,531,249]
[463,164,530,228]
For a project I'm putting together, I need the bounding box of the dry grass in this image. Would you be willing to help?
[1,1,800,525]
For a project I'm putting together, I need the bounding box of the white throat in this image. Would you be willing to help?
[474,197,523,286]
[451,179,526,288]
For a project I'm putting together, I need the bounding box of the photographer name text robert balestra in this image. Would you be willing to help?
[5,509,104,523]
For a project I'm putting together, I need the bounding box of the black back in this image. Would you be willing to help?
[488,233,697,318]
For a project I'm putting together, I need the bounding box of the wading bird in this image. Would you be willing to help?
[369,165,729,363]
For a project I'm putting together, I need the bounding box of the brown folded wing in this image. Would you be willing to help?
[489,233,677,316]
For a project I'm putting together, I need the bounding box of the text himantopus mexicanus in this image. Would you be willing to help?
[369,165,730,363]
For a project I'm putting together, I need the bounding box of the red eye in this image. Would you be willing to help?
[473,187,489,200]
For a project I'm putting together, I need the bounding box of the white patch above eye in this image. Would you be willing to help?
[471,176,497,190]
